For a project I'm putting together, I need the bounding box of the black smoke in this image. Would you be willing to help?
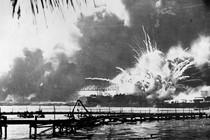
[203,0,210,10]
[2,0,210,102]
[0,49,84,101]
[0,7,139,102]
[38,53,84,101]
[74,0,210,99]
[121,0,210,89]
[0,49,46,99]
[122,0,210,52]
[75,14,136,82]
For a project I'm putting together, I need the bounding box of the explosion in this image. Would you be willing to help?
[86,30,210,100]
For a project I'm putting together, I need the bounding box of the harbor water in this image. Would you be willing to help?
[1,105,210,139]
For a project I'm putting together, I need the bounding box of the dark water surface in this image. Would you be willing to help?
[73,119,210,140]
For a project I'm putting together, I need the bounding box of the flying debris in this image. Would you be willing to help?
[10,0,89,19]
[86,30,210,100]
[85,77,112,82]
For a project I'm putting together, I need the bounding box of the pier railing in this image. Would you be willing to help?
[0,108,204,117]
[82,107,205,114]
[0,100,208,139]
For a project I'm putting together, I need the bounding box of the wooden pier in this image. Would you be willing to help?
[0,100,209,139]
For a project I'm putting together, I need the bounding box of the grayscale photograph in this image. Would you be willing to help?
[0,0,210,139]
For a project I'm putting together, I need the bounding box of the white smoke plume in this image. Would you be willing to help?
[88,33,210,100]
[172,86,210,102]
[81,0,130,26]
[167,36,210,67]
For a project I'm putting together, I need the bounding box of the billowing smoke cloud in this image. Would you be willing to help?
[122,0,210,52]
[167,36,210,66]
[0,0,133,102]
[39,53,84,101]
[172,86,210,101]
[1,0,210,102]
[75,16,135,82]
[107,34,210,100]
[0,49,84,101]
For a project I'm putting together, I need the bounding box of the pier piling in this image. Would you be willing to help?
[34,116,38,139]
[4,117,7,139]
[0,100,209,139]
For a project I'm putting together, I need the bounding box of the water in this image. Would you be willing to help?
[86,119,210,140]
[1,105,210,139]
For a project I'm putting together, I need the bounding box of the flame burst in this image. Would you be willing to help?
[86,30,210,100]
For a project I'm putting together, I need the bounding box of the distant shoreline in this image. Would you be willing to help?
[0,102,75,106]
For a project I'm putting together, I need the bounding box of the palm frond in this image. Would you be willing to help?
[10,0,90,19]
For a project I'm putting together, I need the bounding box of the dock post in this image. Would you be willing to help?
[4,125,7,139]
[54,106,56,120]
[34,116,37,139]
[0,116,2,139]
[0,108,2,139]
[53,123,56,136]
[0,126,2,139]
[4,116,7,139]
[29,124,32,139]
[157,116,160,121]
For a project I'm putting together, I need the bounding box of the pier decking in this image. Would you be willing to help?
[0,100,209,139]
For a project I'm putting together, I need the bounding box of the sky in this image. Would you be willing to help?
[0,0,78,73]
[0,0,210,101]
[0,0,208,74]
[0,0,132,101]
[0,0,129,74]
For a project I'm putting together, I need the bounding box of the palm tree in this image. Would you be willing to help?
[10,0,91,19]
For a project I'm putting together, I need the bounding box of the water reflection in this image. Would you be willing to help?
[82,119,210,140]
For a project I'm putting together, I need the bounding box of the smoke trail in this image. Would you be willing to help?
[85,77,112,82]
[90,32,210,100]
